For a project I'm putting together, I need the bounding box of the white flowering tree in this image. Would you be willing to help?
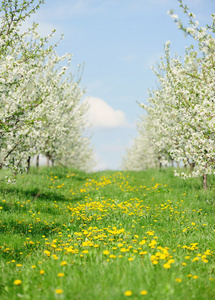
[5,44,73,170]
[122,116,159,171]
[139,1,215,189]
[0,0,95,180]
[125,0,215,189]
[39,68,95,171]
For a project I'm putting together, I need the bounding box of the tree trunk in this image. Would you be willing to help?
[203,173,207,190]
[46,155,50,167]
[51,159,54,167]
[171,159,174,167]
[36,155,39,168]
[189,162,195,172]
[27,157,31,173]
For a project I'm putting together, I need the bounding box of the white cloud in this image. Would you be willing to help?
[84,96,130,129]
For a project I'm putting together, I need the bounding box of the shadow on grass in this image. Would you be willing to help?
[29,166,91,181]
[0,185,83,203]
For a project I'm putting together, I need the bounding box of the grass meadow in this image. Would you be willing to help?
[0,167,214,300]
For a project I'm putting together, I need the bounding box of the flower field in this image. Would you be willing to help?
[0,167,214,300]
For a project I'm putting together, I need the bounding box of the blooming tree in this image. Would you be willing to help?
[122,116,159,171]
[126,0,215,189]
[0,1,94,180]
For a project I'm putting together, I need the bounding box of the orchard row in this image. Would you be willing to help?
[0,0,94,182]
[123,0,215,189]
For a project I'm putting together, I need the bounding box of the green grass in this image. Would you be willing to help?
[0,167,214,300]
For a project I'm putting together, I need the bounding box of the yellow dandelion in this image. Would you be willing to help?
[139,240,146,245]
[175,278,182,283]
[57,273,65,277]
[163,263,170,269]
[103,250,110,255]
[61,261,67,266]
[192,257,199,262]
[140,290,148,295]
[40,270,45,275]
[124,290,132,296]
[168,259,175,264]
[120,248,127,252]
[14,279,22,285]
[128,258,134,261]
[55,289,64,294]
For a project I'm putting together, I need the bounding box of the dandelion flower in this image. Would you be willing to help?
[14,279,22,285]
[82,250,89,254]
[124,290,132,296]
[140,290,148,295]
[55,289,63,294]
[163,263,170,269]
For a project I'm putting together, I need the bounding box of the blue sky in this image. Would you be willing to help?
[29,0,214,170]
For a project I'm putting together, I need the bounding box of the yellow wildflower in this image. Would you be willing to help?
[124,290,132,296]
[140,290,148,295]
[55,289,63,294]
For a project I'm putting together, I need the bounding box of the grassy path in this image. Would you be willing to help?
[0,167,214,299]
